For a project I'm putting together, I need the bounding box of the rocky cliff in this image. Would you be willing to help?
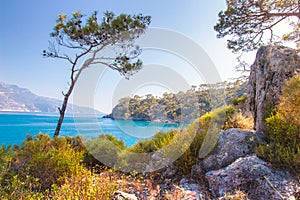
[248,45,300,132]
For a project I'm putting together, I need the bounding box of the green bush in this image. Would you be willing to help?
[0,174,44,200]
[0,145,13,182]
[0,134,125,199]
[232,94,248,106]
[0,146,45,200]
[173,125,205,174]
[256,75,300,174]
[83,134,126,170]
[50,169,119,200]
[129,130,176,153]
[5,133,85,190]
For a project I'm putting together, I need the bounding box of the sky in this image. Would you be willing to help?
[0,0,255,113]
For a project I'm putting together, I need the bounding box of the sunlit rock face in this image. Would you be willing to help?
[248,45,300,132]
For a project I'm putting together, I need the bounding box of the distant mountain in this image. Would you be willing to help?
[0,82,101,114]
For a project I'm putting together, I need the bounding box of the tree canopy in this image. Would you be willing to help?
[110,80,247,124]
[215,0,300,52]
[45,11,151,77]
[44,11,151,136]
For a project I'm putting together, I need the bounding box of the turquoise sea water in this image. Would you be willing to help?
[0,113,182,146]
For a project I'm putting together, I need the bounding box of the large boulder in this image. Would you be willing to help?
[193,128,263,173]
[248,45,300,132]
[206,155,300,200]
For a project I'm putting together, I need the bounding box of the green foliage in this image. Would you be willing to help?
[215,0,300,52]
[50,169,119,200]
[130,131,176,153]
[0,134,124,199]
[232,95,248,106]
[256,75,300,174]
[197,105,250,131]
[5,134,85,190]
[173,125,206,174]
[111,80,247,124]
[0,145,13,183]
[46,11,151,78]
[83,134,126,168]
[0,175,45,200]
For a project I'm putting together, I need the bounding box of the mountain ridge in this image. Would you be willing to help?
[0,82,101,114]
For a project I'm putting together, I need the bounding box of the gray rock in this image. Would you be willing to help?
[168,178,207,200]
[197,128,263,172]
[206,155,299,200]
[248,45,300,132]
[152,151,163,161]
[145,151,171,172]
[162,164,178,178]
[180,177,189,186]
[114,190,138,200]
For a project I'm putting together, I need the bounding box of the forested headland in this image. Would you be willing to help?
[106,80,248,124]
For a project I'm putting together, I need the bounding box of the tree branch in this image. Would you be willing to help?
[267,12,300,18]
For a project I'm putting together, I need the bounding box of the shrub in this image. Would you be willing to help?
[0,145,13,182]
[0,174,44,200]
[196,105,252,131]
[0,134,124,199]
[8,133,85,190]
[50,169,119,200]
[129,130,176,153]
[83,134,126,170]
[0,145,45,199]
[256,75,300,174]
[232,95,248,106]
[173,125,206,174]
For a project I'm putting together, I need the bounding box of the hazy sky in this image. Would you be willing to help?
[0,0,255,112]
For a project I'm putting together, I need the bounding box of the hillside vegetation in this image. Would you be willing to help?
[110,80,247,123]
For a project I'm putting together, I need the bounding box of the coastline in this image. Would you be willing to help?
[102,113,185,125]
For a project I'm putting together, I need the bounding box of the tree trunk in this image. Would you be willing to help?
[54,82,75,137]
[54,95,69,137]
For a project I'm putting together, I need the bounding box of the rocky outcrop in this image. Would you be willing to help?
[193,128,263,172]
[206,155,299,200]
[248,45,300,132]
[189,128,300,199]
